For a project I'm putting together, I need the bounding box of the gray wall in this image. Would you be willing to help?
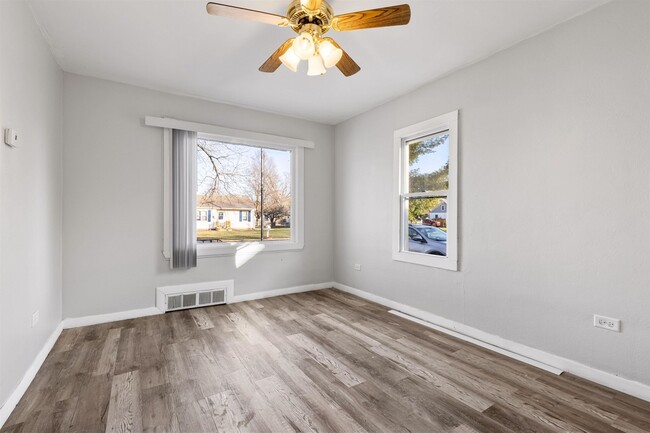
[62,74,335,318]
[334,0,650,385]
[0,0,63,407]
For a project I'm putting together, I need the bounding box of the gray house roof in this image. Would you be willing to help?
[430,199,448,213]
[197,195,255,210]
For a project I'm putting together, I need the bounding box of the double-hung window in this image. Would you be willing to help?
[393,111,458,270]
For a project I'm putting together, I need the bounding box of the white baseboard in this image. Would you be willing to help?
[62,307,164,329]
[5,278,645,433]
[0,322,64,429]
[62,282,336,329]
[229,282,335,303]
[388,310,563,375]
[333,282,650,403]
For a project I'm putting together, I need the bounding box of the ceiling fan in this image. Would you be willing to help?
[206,0,411,77]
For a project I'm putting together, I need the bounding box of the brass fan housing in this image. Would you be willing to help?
[286,0,334,34]
[206,0,411,76]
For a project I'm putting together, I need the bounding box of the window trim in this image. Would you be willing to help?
[392,110,459,271]
[161,127,305,259]
[146,116,314,149]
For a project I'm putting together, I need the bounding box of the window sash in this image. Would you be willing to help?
[401,129,450,196]
[196,137,294,243]
[401,190,448,199]
[398,196,449,254]
[197,133,297,243]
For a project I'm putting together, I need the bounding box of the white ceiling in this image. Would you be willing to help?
[28,0,607,124]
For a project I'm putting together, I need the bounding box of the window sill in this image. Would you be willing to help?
[162,240,304,260]
[392,251,458,271]
[199,240,304,258]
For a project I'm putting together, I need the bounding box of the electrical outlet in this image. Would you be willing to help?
[353,264,361,271]
[594,314,620,332]
[32,310,40,328]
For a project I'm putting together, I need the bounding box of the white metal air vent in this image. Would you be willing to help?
[167,295,182,310]
[156,280,233,312]
[199,291,212,305]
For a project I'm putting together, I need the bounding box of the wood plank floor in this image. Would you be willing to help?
[2,289,649,433]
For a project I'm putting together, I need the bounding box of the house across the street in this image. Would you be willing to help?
[429,199,448,220]
[197,195,255,230]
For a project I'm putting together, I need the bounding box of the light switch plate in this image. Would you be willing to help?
[4,129,19,147]
[32,310,39,328]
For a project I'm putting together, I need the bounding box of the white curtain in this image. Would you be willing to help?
[172,129,197,269]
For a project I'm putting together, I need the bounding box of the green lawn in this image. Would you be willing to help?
[197,228,291,242]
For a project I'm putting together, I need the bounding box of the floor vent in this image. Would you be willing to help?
[156,280,233,312]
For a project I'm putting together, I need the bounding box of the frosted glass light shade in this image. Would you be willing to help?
[307,54,326,76]
[319,39,343,68]
[292,32,315,60]
[280,47,301,72]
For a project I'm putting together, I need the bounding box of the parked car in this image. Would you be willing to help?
[408,224,447,256]
[422,218,445,228]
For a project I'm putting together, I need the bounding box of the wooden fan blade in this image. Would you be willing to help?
[329,39,361,77]
[206,3,288,27]
[331,4,411,31]
[301,0,322,12]
[259,39,295,73]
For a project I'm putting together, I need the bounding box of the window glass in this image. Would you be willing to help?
[405,197,448,256]
[261,148,291,241]
[408,132,449,193]
[402,132,450,257]
[196,139,292,243]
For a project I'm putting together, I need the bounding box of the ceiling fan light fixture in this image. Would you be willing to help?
[292,31,315,60]
[318,39,343,68]
[207,0,411,77]
[307,54,327,76]
[280,45,301,72]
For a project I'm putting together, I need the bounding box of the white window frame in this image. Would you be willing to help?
[150,117,309,259]
[392,110,459,271]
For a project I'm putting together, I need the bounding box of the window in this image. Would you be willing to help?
[154,117,310,259]
[197,139,292,244]
[196,211,201,221]
[393,111,458,270]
